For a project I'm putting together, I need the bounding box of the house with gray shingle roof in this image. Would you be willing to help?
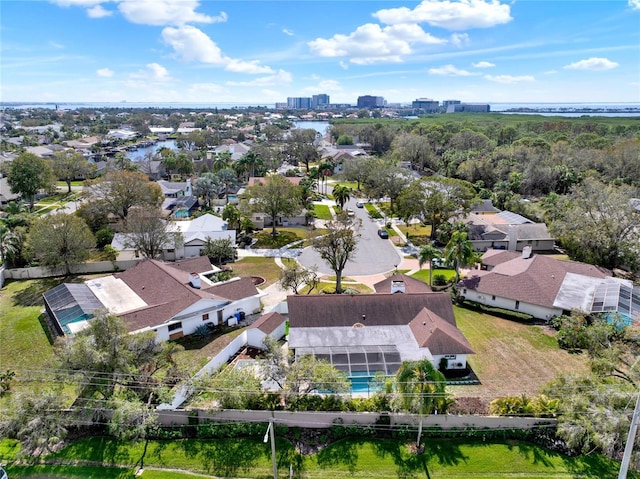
[459,249,611,320]
[287,277,474,378]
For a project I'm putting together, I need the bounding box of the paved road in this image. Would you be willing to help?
[297,196,401,276]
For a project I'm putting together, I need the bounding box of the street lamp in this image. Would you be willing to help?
[264,420,278,479]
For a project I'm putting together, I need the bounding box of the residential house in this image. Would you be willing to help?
[245,176,308,229]
[158,179,199,217]
[111,213,235,261]
[287,274,474,381]
[464,210,555,252]
[43,257,263,341]
[459,249,615,321]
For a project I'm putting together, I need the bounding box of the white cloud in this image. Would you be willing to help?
[87,5,111,18]
[282,28,294,36]
[162,25,226,64]
[226,70,292,87]
[563,57,619,71]
[226,59,274,75]
[49,41,64,49]
[187,83,226,95]
[629,0,640,10]
[309,23,444,64]
[484,74,535,84]
[339,61,349,70]
[451,33,470,47]
[472,61,495,68]
[373,0,513,30]
[96,68,114,77]
[429,64,477,76]
[118,0,226,26]
[130,63,171,82]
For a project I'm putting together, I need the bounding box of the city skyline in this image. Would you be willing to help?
[1,0,639,105]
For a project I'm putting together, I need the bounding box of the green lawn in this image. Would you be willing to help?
[0,280,60,394]
[364,203,382,219]
[1,436,630,479]
[312,203,333,220]
[227,256,283,287]
[452,304,590,398]
[409,268,457,283]
[398,223,432,237]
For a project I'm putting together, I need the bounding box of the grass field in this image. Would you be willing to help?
[227,256,282,287]
[1,436,631,479]
[451,305,590,399]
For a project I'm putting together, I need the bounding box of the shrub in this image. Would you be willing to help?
[433,274,447,286]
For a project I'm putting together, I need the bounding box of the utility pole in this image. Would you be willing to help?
[618,389,640,479]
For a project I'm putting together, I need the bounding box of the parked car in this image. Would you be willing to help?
[356,201,364,208]
[432,257,452,269]
[377,229,389,239]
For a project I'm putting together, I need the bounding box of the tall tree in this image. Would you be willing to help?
[88,170,163,221]
[26,212,95,274]
[122,209,179,259]
[444,231,477,284]
[51,150,96,193]
[193,172,222,209]
[245,175,302,236]
[312,216,360,293]
[549,178,639,269]
[7,152,56,208]
[332,184,351,211]
[417,243,441,287]
[286,128,319,172]
[397,177,478,240]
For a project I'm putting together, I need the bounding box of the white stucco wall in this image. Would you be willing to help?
[462,289,561,320]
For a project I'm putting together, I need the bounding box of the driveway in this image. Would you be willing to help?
[297,196,402,276]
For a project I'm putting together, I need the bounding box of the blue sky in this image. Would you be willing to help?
[1,0,639,105]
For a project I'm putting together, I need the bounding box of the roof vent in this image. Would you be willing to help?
[362,314,366,321]
[189,272,201,289]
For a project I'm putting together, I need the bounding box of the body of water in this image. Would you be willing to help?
[125,139,177,161]
[292,120,331,135]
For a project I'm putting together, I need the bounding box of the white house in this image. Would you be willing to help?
[459,249,611,320]
[43,257,263,342]
[287,274,474,379]
[111,213,235,261]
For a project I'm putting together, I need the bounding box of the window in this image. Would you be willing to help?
[168,322,182,332]
[202,313,209,321]
[515,300,520,310]
[167,248,175,253]
[444,354,456,360]
[463,288,467,295]
[492,295,496,301]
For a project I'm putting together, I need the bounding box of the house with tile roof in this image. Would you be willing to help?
[43,257,263,341]
[459,249,612,320]
[287,276,474,378]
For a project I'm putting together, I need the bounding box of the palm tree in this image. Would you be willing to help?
[332,185,351,211]
[444,231,477,284]
[394,359,447,447]
[212,151,232,172]
[417,243,441,287]
[0,225,21,265]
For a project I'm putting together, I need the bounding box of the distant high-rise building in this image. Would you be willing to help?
[287,97,312,109]
[446,103,490,113]
[412,98,440,113]
[357,95,385,108]
[312,94,330,109]
[442,100,461,111]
